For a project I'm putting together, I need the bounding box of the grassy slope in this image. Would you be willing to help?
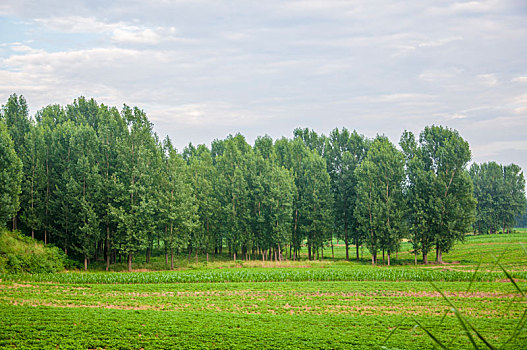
[0,231,526,349]
[0,229,65,274]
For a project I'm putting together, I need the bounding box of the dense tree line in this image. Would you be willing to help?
[1,94,525,269]
[470,162,527,234]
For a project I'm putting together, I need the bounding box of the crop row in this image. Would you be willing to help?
[2,267,525,284]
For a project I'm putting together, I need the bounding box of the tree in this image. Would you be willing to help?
[1,94,31,230]
[68,123,100,270]
[161,138,199,269]
[0,120,23,225]
[20,126,45,239]
[95,104,128,270]
[354,136,405,265]
[471,162,526,234]
[34,105,67,245]
[300,150,333,260]
[279,138,333,260]
[325,128,369,261]
[401,126,476,264]
[215,135,252,260]
[187,144,219,262]
[111,106,159,271]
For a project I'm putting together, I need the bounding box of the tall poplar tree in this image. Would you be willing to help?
[354,136,405,265]
[325,128,369,260]
[471,162,526,234]
[1,94,31,230]
[401,126,476,263]
[0,120,22,225]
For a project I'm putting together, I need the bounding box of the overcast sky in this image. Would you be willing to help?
[1,0,526,171]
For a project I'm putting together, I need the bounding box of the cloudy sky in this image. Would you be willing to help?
[1,0,526,171]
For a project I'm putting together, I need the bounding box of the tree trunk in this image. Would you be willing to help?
[356,239,360,261]
[382,249,385,264]
[206,252,209,263]
[414,251,417,265]
[423,251,428,264]
[146,246,151,263]
[84,257,88,271]
[387,251,391,266]
[44,230,47,245]
[106,252,110,272]
[127,253,132,272]
[105,227,110,271]
[331,240,334,259]
[344,225,349,261]
[307,244,312,261]
[233,251,236,262]
[170,248,174,270]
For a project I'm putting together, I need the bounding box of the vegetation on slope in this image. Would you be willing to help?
[0,228,66,273]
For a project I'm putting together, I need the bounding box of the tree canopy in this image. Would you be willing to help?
[2,94,524,269]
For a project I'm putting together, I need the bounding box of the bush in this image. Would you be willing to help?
[0,228,66,273]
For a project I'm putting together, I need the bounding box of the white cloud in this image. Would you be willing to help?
[112,28,161,44]
[511,93,527,114]
[472,140,527,158]
[446,113,467,120]
[33,16,181,45]
[418,36,463,48]
[34,16,117,33]
[429,0,504,15]
[419,69,463,82]
[477,73,498,86]
[0,0,525,172]
[511,76,527,83]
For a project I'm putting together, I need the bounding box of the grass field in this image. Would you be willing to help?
[1,231,526,349]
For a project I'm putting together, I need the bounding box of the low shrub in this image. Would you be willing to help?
[0,228,66,273]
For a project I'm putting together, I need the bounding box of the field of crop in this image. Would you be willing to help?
[1,231,526,349]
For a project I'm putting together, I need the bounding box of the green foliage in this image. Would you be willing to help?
[4,266,526,284]
[325,128,369,260]
[0,228,65,273]
[471,162,527,234]
[355,136,405,265]
[1,93,522,272]
[401,126,476,263]
[0,119,22,224]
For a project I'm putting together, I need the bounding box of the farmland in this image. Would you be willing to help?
[1,232,526,349]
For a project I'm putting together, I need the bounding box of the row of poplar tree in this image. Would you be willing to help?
[1,94,525,270]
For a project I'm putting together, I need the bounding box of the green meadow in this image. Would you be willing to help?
[1,230,526,349]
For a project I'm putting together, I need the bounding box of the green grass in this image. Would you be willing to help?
[0,281,525,349]
[1,230,526,349]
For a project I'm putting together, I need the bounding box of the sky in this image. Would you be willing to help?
[0,0,526,171]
